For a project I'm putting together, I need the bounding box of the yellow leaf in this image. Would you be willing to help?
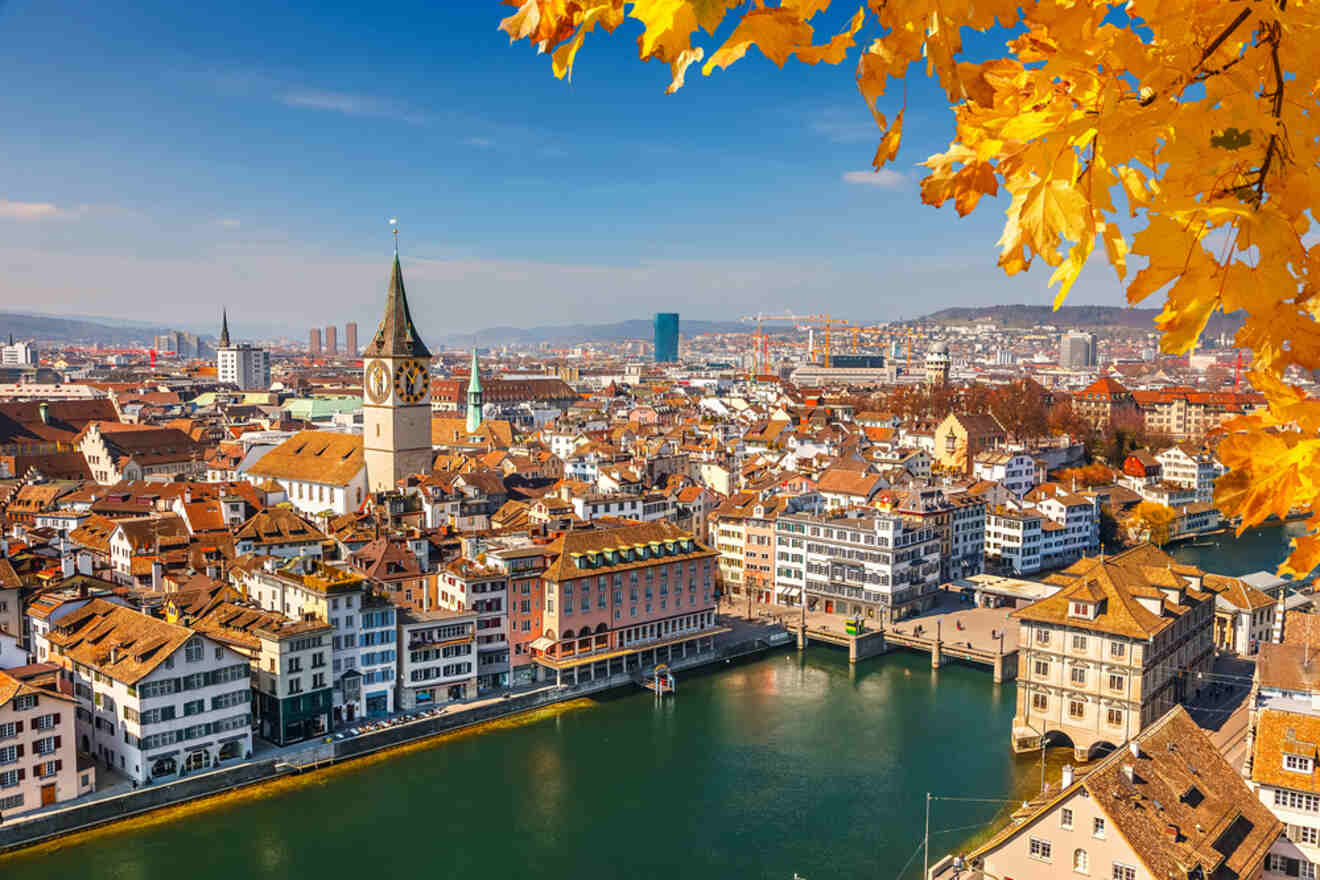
[797,7,866,66]
[872,108,904,169]
[633,0,699,61]
[1100,221,1127,281]
[703,8,815,75]
[665,46,705,93]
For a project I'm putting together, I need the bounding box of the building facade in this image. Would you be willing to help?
[1010,545,1216,761]
[653,313,679,363]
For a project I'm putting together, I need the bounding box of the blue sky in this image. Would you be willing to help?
[0,1,1130,340]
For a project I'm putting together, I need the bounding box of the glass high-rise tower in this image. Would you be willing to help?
[653,312,679,363]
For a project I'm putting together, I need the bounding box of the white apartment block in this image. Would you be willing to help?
[45,600,252,784]
[1155,445,1223,504]
[217,344,271,391]
[396,608,478,710]
[775,510,941,623]
[972,451,1038,497]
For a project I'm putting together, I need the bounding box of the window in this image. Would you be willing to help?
[1069,700,1085,719]
[13,694,36,711]
[1072,634,1088,651]
[1286,754,1314,773]
[1106,708,1124,727]
[183,699,205,717]
[1029,837,1052,861]
[1093,818,1106,839]
[1288,824,1320,845]
[1074,849,1089,874]
[1032,693,1048,711]
[1277,790,1320,812]
[1071,667,1087,686]
[1035,660,1050,677]
[1108,673,1125,692]
[0,771,18,789]
[185,637,204,663]
[1036,629,1051,645]
[1111,863,1135,880]
[1110,641,1125,658]
[1061,808,1073,829]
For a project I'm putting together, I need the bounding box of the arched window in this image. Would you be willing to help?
[1073,848,1088,874]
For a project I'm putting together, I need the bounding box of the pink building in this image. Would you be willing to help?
[530,522,722,686]
[0,664,91,816]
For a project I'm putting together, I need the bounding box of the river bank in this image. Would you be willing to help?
[1,646,1023,880]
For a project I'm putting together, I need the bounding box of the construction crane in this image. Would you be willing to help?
[739,313,826,375]
[795,315,850,368]
[848,325,890,354]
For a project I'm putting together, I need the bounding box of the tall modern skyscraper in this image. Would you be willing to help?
[345,322,358,357]
[309,328,322,355]
[1059,331,1098,369]
[325,325,338,355]
[653,313,679,363]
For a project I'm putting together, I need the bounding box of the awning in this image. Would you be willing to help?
[778,587,802,598]
[530,636,555,651]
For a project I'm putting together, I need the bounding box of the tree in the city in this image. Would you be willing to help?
[500,0,1320,575]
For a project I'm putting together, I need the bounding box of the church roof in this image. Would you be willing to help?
[362,252,430,359]
[219,308,231,348]
[467,350,482,394]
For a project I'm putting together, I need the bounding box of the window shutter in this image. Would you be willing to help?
[53,713,60,725]
[54,736,61,749]
[33,764,40,778]
[1287,858,1301,877]
[14,721,21,733]
[17,768,23,780]
[15,744,23,757]
[54,759,62,772]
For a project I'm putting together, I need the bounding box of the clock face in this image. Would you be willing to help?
[365,360,391,404]
[394,360,430,404]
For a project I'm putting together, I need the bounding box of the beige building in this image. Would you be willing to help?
[933,412,1005,474]
[954,706,1280,880]
[1011,544,1215,761]
[0,665,89,816]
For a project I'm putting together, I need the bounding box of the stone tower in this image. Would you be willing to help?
[362,242,432,492]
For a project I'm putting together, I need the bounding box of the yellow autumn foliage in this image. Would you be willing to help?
[499,0,1320,575]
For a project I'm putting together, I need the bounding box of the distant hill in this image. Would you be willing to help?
[438,318,748,348]
[916,304,1244,335]
[0,311,182,346]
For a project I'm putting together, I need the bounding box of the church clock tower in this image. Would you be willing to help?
[363,235,432,492]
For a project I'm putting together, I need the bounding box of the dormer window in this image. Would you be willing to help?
[1070,601,1096,620]
[1284,754,1314,773]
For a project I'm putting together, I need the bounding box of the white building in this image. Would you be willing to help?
[775,509,942,623]
[1155,444,1223,504]
[972,451,1038,497]
[243,430,367,517]
[986,484,1099,576]
[45,600,252,783]
[215,311,271,391]
[396,608,478,710]
[0,339,38,367]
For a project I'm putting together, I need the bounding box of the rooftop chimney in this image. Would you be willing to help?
[1129,741,1141,759]
[1061,765,1075,788]
[1122,764,1135,783]
[38,402,49,424]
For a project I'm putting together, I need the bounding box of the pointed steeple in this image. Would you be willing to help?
[467,349,483,394]
[219,308,231,348]
[466,349,484,433]
[363,234,430,359]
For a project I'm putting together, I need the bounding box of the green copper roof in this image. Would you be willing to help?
[467,349,482,394]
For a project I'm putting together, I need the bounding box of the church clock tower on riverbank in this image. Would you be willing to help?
[363,231,432,492]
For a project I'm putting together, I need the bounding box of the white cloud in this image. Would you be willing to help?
[216,218,241,229]
[279,89,426,124]
[0,201,62,220]
[842,169,906,188]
